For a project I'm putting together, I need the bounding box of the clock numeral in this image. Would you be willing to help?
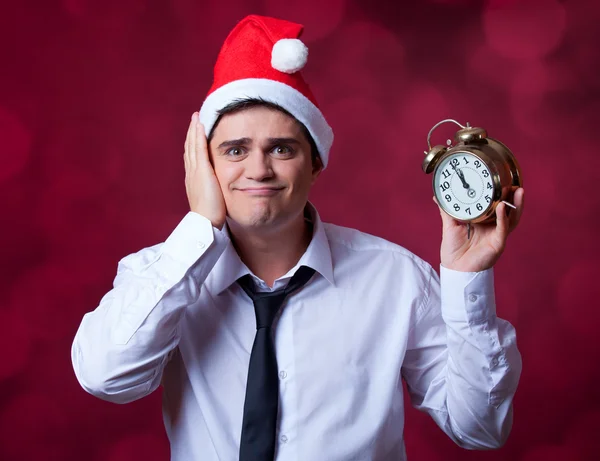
[487,182,493,190]
[482,169,489,178]
[451,158,459,167]
[453,203,460,212]
[485,195,491,203]
[465,207,471,215]
[442,169,451,179]
[462,157,470,165]
[474,160,481,168]
[476,203,483,211]
[445,194,452,203]
[440,181,450,192]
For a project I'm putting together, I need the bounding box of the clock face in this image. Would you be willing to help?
[433,152,494,220]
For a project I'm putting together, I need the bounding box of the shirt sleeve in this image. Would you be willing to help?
[401,264,522,449]
[71,212,230,404]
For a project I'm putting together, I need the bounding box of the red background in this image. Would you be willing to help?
[1,0,599,460]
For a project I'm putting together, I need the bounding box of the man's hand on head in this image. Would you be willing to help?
[184,112,227,230]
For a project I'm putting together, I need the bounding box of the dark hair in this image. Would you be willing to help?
[207,97,322,168]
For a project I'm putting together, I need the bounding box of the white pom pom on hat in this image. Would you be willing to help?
[271,38,308,74]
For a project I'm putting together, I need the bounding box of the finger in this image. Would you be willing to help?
[189,113,198,170]
[184,113,196,173]
[195,121,210,167]
[495,201,509,242]
[508,187,525,233]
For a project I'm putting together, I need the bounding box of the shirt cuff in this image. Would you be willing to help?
[440,265,496,324]
[158,212,230,280]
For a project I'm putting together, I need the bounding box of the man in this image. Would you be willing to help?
[72,14,524,461]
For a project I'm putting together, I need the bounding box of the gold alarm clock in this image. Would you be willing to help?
[422,119,522,235]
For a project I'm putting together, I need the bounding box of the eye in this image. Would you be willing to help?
[272,145,293,155]
[225,147,244,157]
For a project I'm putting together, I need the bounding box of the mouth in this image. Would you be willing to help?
[238,187,284,196]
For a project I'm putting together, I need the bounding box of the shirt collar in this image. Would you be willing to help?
[207,200,335,296]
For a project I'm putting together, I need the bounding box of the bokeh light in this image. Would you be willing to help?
[105,433,169,461]
[557,260,599,339]
[0,107,31,184]
[263,0,347,42]
[483,0,566,60]
[0,393,70,460]
[0,307,32,381]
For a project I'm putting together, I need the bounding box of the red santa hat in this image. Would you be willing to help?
[199,15,334,169]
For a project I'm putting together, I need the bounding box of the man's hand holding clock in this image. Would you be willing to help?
[434,187,525,272]
[423,119,525,273]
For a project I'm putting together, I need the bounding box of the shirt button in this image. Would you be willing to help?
[280,435,288,443]
[490,358,498,368]
[279,370,287,380]
[468,294,478,303]
[196,241,205,249]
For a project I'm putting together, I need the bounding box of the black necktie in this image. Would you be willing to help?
[237,265,316,461]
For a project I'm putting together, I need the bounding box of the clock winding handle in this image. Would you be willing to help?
[427,119,467,150]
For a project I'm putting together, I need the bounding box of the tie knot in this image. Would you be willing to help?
[238,266,316,330]
[252,291,288,329]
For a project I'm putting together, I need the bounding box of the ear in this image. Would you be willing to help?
[311,156,324,184]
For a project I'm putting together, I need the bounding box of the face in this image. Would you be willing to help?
[433,152,493,220]
[208,106,322,232]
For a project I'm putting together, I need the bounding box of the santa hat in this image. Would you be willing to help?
[199,15,334,169]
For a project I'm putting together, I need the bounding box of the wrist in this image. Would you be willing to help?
[441,261,493,273]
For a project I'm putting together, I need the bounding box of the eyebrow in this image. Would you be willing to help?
[266,137,300,145]
[217,137,301,150]
[217,138,251,149]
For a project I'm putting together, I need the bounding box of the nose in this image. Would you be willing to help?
[244,150,274,182]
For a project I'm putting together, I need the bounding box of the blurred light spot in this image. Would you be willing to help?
[107,433,169,461]
[311,20,406,103]
[33,123,124,238]
[509,61,588,138]
[483,0,566,60]
[8,263,94,341]
[0,393,69,460]
[62,0,147,22]
[172,0,257,52]
[429,0,478,4]
[395,83,449,138]
[564,409,600,459]
[0,307,32,381]
[263,0,347,42]
[521,444,578,461]
[564,0,600,91]
[0,107,31,183]
[557,260,599,339]
[519,319,584,396]
[466,44,520,89]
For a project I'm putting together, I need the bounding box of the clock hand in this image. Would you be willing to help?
[452,164,470,189]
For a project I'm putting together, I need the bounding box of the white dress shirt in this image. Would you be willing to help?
[71,201,521,461]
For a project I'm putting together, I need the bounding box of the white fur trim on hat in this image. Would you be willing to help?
[199,78,333,169]
[271,39,308,74]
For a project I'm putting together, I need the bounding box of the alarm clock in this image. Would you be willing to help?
[422,119,522,231]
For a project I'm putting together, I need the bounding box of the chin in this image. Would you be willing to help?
[228,206,276,228]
